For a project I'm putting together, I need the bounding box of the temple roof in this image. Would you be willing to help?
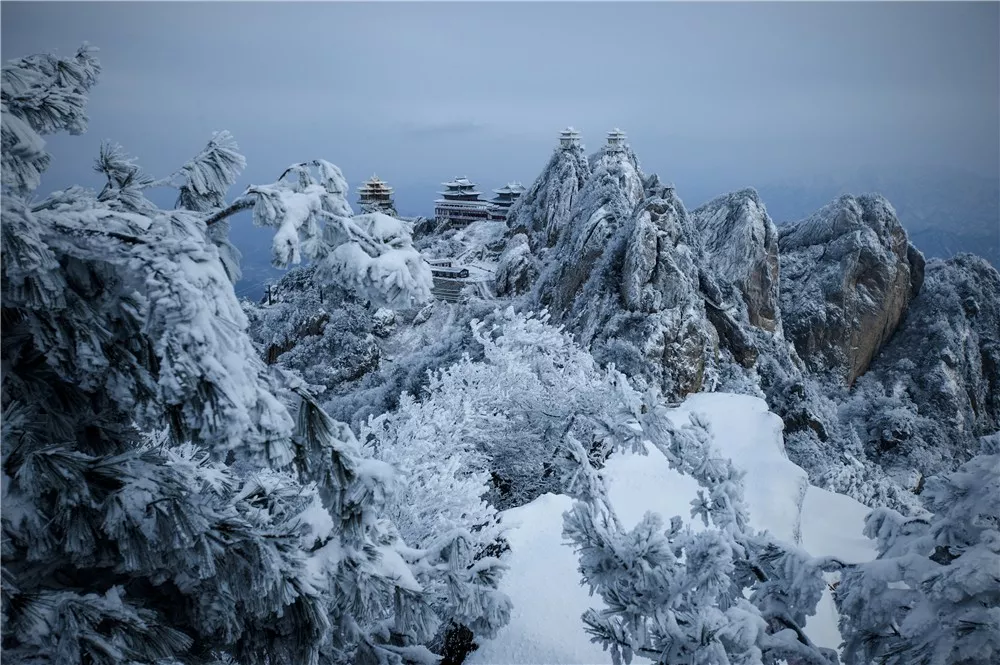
[358,174,393,195]
[441,176,478,188]
[493,182,525,195]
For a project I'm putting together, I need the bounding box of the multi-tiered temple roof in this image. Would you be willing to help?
[559,126,582,150]
[488,182,525,221]
[435,176,491,226]
[357,174,396,215]
[605,128,627,153]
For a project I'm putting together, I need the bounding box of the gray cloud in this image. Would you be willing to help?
[3,1,996,222]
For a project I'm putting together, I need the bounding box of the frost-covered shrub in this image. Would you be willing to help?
[321,299,496,429]
[836,438,1000,665]
[361,392,513,645]
[400,307,664,509]
[244,265,381,391]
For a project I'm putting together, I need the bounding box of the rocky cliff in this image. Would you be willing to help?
[474,133,995,515]
[506,143,591,251]
[778,194,925,386]
[691,188,781,333]
[516,145,719,397]
[846,254,1000,480]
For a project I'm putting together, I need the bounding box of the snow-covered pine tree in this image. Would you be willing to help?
[1,45,329,665]
[209,159,432,310]
[243,265,382,389]
[0,44,446,665]
[560,391,843,665]
[836,436,1000,665]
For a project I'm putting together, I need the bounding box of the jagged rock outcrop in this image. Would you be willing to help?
[534,145,646,317]
[691,188,781,333]
[498,134,997,515]
[506,142,590,251]
[534,167,718,397]
[848,254,1000,474]
[778,194,925,385]
[493,233,538,296]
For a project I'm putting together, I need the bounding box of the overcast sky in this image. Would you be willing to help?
[3,1,998,262]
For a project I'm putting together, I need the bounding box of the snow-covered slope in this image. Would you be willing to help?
[469,393,876,664]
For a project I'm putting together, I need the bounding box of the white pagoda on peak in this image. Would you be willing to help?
[559,126,582,150]
[434,176,491,227]
[605,128,627,153]
[357,174,396,215]
[488,182,526,222]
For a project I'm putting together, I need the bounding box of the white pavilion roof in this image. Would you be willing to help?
[493,182,526,195]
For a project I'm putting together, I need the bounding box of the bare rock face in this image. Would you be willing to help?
[691,188,781,333]
[778,194,925,385]
[493,233,538,296]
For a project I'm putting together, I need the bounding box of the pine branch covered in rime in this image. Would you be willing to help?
[557,376,839,665]
[836,440,1000,665]
[1,43,100,194]
[243,160,433,309]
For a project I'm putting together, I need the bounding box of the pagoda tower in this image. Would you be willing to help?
[488,182,526,221]
[357,174,397,215]
[434,176,491,227]
[605,128,627,154]
[559,126,582,150]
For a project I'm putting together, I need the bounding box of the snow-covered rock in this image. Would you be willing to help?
[534,145,646,316]
[493,233,537,296]
[847,254,1000,478]
[691,188,782,333]
[778,194,925,385]
[506,142,591,251]
[469,393,877,664]
[528,160,718,398]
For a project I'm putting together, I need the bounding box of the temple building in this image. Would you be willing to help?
[605,128,627,153]
[559,126,582,150]
[357,174,397,215]
[488,182,525,221]
[434,176,491,227]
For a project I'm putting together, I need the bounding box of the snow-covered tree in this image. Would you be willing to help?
[836,436,1000,665]
[559,392,842,665]
[210,161,432,310]
[361,391,513,652]
[0,44,453,665]
[244,265,382,390]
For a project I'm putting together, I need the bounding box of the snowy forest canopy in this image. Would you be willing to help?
[2,44,998,665]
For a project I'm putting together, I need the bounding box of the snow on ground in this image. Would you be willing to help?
[668,393,809,545]
[471,493,613,665]
[469,392,877,664]
[799,485,878,650]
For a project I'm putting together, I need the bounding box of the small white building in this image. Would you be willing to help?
[559,126,582,150]
[606,128,627,153]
